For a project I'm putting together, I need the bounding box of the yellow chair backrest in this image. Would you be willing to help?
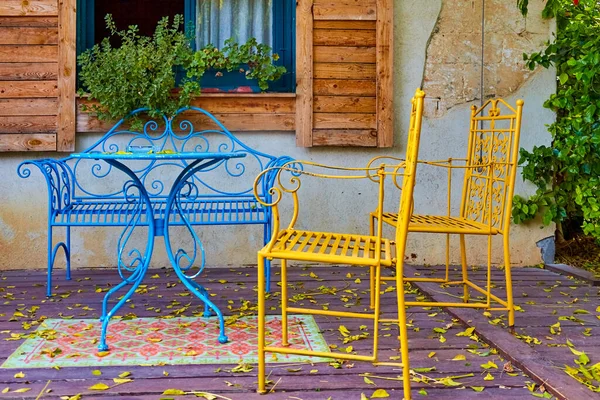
[461,99,524,233]
[393,89,425,247]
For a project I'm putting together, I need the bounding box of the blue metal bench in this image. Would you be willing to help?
[18,106,289,305]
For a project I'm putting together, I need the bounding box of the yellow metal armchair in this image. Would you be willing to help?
[253,89,426,400]
[370,98,524,327]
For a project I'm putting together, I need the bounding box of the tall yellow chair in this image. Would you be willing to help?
[370,99,524,327]
[253,89,426,400]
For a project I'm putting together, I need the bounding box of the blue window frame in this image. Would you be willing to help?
[76,0,295,92]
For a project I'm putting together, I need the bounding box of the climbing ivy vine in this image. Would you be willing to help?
[512,0,600,241]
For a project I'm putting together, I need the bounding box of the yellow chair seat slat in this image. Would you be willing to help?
[378,212,499,235]
[318,233,333,254]
[268,229,393,266]
[329,234,343,255]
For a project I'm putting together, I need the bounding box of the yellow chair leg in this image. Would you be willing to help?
[486,236,492,308]
[257,254,267,394]
[395,268,412,400]
[369,215,376,310]
[459,234,470,303]
[281,259,289,346]
[503,236,515,327]
[372,265,382,361]
[444,233,450,282]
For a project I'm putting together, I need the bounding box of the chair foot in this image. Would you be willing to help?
[257,389,267,395]
[98,343,109,352]
[218,335,229,344]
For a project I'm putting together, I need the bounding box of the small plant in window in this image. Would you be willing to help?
[78,14,286,127]
[188,38,285,91]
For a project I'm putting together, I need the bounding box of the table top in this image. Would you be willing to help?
[71,151,247,161]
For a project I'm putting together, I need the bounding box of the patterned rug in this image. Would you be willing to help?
[1,315,330,368]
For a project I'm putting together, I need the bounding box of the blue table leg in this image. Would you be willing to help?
[97,159,155,352]
[163,158,229,344]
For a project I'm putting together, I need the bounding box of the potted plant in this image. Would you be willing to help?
[78,14,286,127]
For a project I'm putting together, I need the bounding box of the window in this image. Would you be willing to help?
[77,0,295,92]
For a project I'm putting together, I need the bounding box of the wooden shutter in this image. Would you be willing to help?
[296,0,393,147]
[0,0,76,152]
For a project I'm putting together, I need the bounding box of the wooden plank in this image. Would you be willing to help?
[0,132,55,150]
[314,20,376,30]
[295,0,314,147]
[77,112,295,133]
[0,45,57,62]
[0,1,58,17]
[545,263,600,286]
[314,63,377,80]
[0,16,58,27]
[314,95,376,113]
[0,81,58,97]
[312,129,377,146]
[313,4,376,21]
[0,62,57,80]
[314,79,376,97]
[0,27,58,44]
[376,0,393,148]
[314,0,376,4]
[186,96,296,114]
[314,113,376,129]
[0,115,57,133]
[79,96,296,115]
[56,0,76,151]
[0,98,57,115]
[314,29,376,46]
[314,46,376,63]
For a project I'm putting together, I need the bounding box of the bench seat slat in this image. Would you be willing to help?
[52,198,268,226]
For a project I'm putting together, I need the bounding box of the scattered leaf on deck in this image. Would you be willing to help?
[89,383,110,390]
[364,376,376,385]
[481,361,498,369]
[163,389,186,395]
[370,388,390,398]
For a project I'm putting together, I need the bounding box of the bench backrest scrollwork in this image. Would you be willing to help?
[68,107,285,201]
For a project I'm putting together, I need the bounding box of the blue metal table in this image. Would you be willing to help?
[71,151,246,351]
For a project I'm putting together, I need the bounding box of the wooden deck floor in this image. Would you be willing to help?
[407,264,600,400]
[0,264,591,399]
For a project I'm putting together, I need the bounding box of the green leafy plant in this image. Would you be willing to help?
[514,0,600,241]
[78,14,286,126]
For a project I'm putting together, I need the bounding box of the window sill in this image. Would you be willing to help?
[76,92,296,99]
[76,92,297,133]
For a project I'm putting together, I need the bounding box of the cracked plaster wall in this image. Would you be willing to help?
[423,0,551,117]
[0,0,555,271]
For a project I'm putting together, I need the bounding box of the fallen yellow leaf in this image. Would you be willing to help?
[88,383,110,391]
